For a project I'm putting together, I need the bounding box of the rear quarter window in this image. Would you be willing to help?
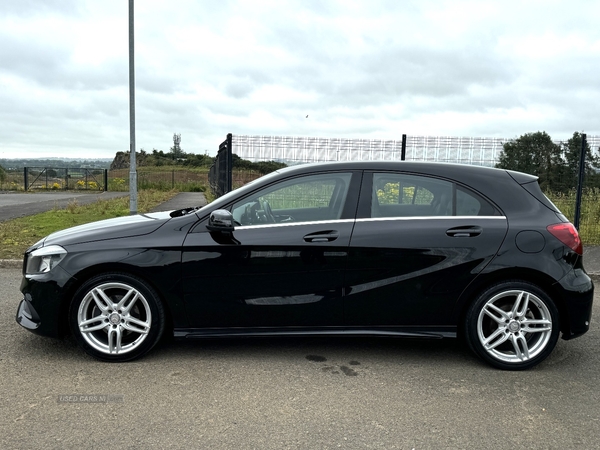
[456,187,500,216]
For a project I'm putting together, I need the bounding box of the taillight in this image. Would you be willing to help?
[547,223,583,255]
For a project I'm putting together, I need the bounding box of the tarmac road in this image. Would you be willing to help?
[0,191,130,222]
[1,191,599,448]
[0,266,599,449]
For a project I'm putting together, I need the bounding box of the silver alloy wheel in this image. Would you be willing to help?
[477,289,553,364]
[77,282,152,355]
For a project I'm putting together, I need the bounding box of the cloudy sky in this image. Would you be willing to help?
[1,0,599,159]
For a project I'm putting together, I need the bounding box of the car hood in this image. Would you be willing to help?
[39,211,173,248]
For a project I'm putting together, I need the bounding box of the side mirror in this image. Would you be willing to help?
[206,209,235,233]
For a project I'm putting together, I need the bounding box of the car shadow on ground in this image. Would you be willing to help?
[12,330,483,368]
[11,329,584,372]
[150,334,483,369]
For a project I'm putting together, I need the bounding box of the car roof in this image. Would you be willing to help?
[275,160,537,184]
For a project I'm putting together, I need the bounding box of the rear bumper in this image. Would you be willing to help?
[559,269,594,340]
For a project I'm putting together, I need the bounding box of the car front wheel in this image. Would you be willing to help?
[69,273,165,362]
[464,281,560,370]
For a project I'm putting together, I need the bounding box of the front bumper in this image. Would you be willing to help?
[16,298,41,331]
[18,270,71,338]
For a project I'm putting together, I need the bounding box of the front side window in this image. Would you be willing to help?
[231,172,352,226]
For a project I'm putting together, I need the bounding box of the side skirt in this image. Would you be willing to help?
[173,326,457,340]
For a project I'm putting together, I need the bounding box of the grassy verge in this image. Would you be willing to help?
[0,190,178,260]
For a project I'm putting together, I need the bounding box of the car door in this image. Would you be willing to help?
[181,171,361,329]
[344,171,508,328]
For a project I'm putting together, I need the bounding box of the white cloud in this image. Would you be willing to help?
[0,0,599,159]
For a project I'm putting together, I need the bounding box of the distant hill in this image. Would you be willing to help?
[0,158,112,170]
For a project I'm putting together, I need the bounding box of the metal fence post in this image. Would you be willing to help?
[401,134,407,161]
[227,133,233,193]
[104,169,108,191]
[574,133,587,230]
[24,167,28,191]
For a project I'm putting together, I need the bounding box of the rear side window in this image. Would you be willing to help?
[372,173,452,217]
[371,173,500,218]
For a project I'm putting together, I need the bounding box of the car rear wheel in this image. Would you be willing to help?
[464,281,560,370]
[69,273,165,362]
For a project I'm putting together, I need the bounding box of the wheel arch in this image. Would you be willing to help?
[456,267,569,337]
[58,262,174,337]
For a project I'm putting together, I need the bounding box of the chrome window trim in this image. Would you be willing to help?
[235,219,356,231]
[356,216,507,223]
[234,216,506,231]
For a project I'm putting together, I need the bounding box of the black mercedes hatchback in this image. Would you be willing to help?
[16,161,594,369]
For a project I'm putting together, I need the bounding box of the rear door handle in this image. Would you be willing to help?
[303,230,339,243]
[446,226,482,237]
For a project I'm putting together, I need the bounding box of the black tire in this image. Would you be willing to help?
[69,273,165,362]
[464,280,560,370]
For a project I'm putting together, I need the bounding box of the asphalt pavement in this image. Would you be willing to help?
[0,191,130,222]
[1,266,599,449]
[1,191,599,448]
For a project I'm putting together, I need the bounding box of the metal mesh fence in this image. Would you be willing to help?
[23,167,106,191]
[230,133,600,244]
[232,134,600,167]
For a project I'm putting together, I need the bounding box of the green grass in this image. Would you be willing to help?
[0,190,178,260]
[108,167,210,192]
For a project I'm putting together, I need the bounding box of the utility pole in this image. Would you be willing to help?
[128,0,138,214]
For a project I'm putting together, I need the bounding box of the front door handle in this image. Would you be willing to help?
[303,230,339,243]
[446,226,482,237]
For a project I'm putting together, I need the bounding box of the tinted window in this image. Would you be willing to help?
[371,173,499,218]
[232,173,352,226]
[372,173,453,218]
[456,187,499,216]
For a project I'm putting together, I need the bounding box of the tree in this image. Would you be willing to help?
[231,154,287,174]
[182,153,214,167]
[496,132,564,191]
[561,132,600,190]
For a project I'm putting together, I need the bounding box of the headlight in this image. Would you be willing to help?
[25,245,67,274]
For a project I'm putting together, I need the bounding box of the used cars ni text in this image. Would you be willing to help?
[17,161,594,369]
